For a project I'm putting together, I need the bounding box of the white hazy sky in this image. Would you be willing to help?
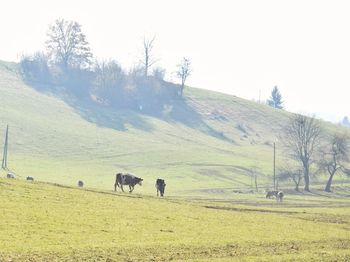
[0,0,349,122]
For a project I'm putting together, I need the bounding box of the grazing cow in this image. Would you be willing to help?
[266,190,279,199]
[78,180,84,187]
[114,173,143,193]
[155,178,166,197]
[26,176,34,181]
[266,190,284,202]
[6,173,15,179]
[277,191,284,202]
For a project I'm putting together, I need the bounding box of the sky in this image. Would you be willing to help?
[0,0,349,122]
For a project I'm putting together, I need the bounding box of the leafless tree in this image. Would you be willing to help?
[92,60,125,104]
[176,57,192,97]
[46,19,92,70]
[284,114,322,191]
[278,166,303,192]
[319,133,349,192]
[93,60,125,90]
[140,35,158,77]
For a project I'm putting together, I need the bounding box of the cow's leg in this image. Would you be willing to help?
[120,184,124,192]
[129,185,134,193]
[157,188,159,196]
[114,182,117,192]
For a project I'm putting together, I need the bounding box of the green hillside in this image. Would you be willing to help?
[0,61,348,195]
[0,179,349,261]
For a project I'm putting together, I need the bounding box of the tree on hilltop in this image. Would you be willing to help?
[46,19,92,70]
[176,57,192,97]
[341,116,350,128]
[140,35,158,77]
[267,86,283,109]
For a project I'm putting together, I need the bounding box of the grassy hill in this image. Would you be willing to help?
[0,60,348,196]
[0,178,350,261]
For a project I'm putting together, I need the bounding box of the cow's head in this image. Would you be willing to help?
[137,178,143,186]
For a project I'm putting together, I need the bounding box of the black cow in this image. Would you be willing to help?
[26,176,34,181]
[156,178,166,197]
[266,190,279,199]
[78,180,84,187]
[114,173,143,193]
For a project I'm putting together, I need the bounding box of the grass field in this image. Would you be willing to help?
[0,178,349,261]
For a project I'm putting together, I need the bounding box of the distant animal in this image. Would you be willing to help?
[26,176,34,181]
[266,190,279,199]
[114,173,143,193]
[78,180,84,187]
[155,178,166,197]
[276,191,284,202]
[266,190,284,202]
[6,173,15,179]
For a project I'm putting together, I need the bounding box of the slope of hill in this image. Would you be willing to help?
[0,61,348,195]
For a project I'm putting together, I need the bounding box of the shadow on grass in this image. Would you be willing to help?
[162,98,234,143]
[64,95,154,132]
[24,79,233,142]
[23,80,154,132]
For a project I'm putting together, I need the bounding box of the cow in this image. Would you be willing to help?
[26,176,34,181]
[6,173,15,179]
[266,190,284,202]
[155,178,166,197]
[266,190,279,199]
[277,191,284,202]
[114,173,143,193]
[78,180,84,187]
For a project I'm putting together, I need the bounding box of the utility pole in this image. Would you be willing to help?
[273,142,276,190]
[2,125,9,169]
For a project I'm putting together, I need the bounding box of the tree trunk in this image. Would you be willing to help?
[304,170,310,192]
[179,85,184,97]
[303,161,310,192]
[325,173,335,192]
[295,183,299,192]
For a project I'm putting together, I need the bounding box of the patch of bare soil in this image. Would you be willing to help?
[204,205,299,214]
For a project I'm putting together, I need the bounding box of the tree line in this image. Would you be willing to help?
[20,19,192,113]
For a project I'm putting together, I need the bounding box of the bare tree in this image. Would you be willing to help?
[278,166,303,191]
[92,60,125,105]
[176,57,192,97]
[20,52,51,84]
[319,133,349,192]
[140,35,158,77]
[46,19,92,70]
[284,114,322,191]
[93,60,125,90]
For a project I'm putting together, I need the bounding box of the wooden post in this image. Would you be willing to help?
[273,142,276,190]
[2,125,8,169]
